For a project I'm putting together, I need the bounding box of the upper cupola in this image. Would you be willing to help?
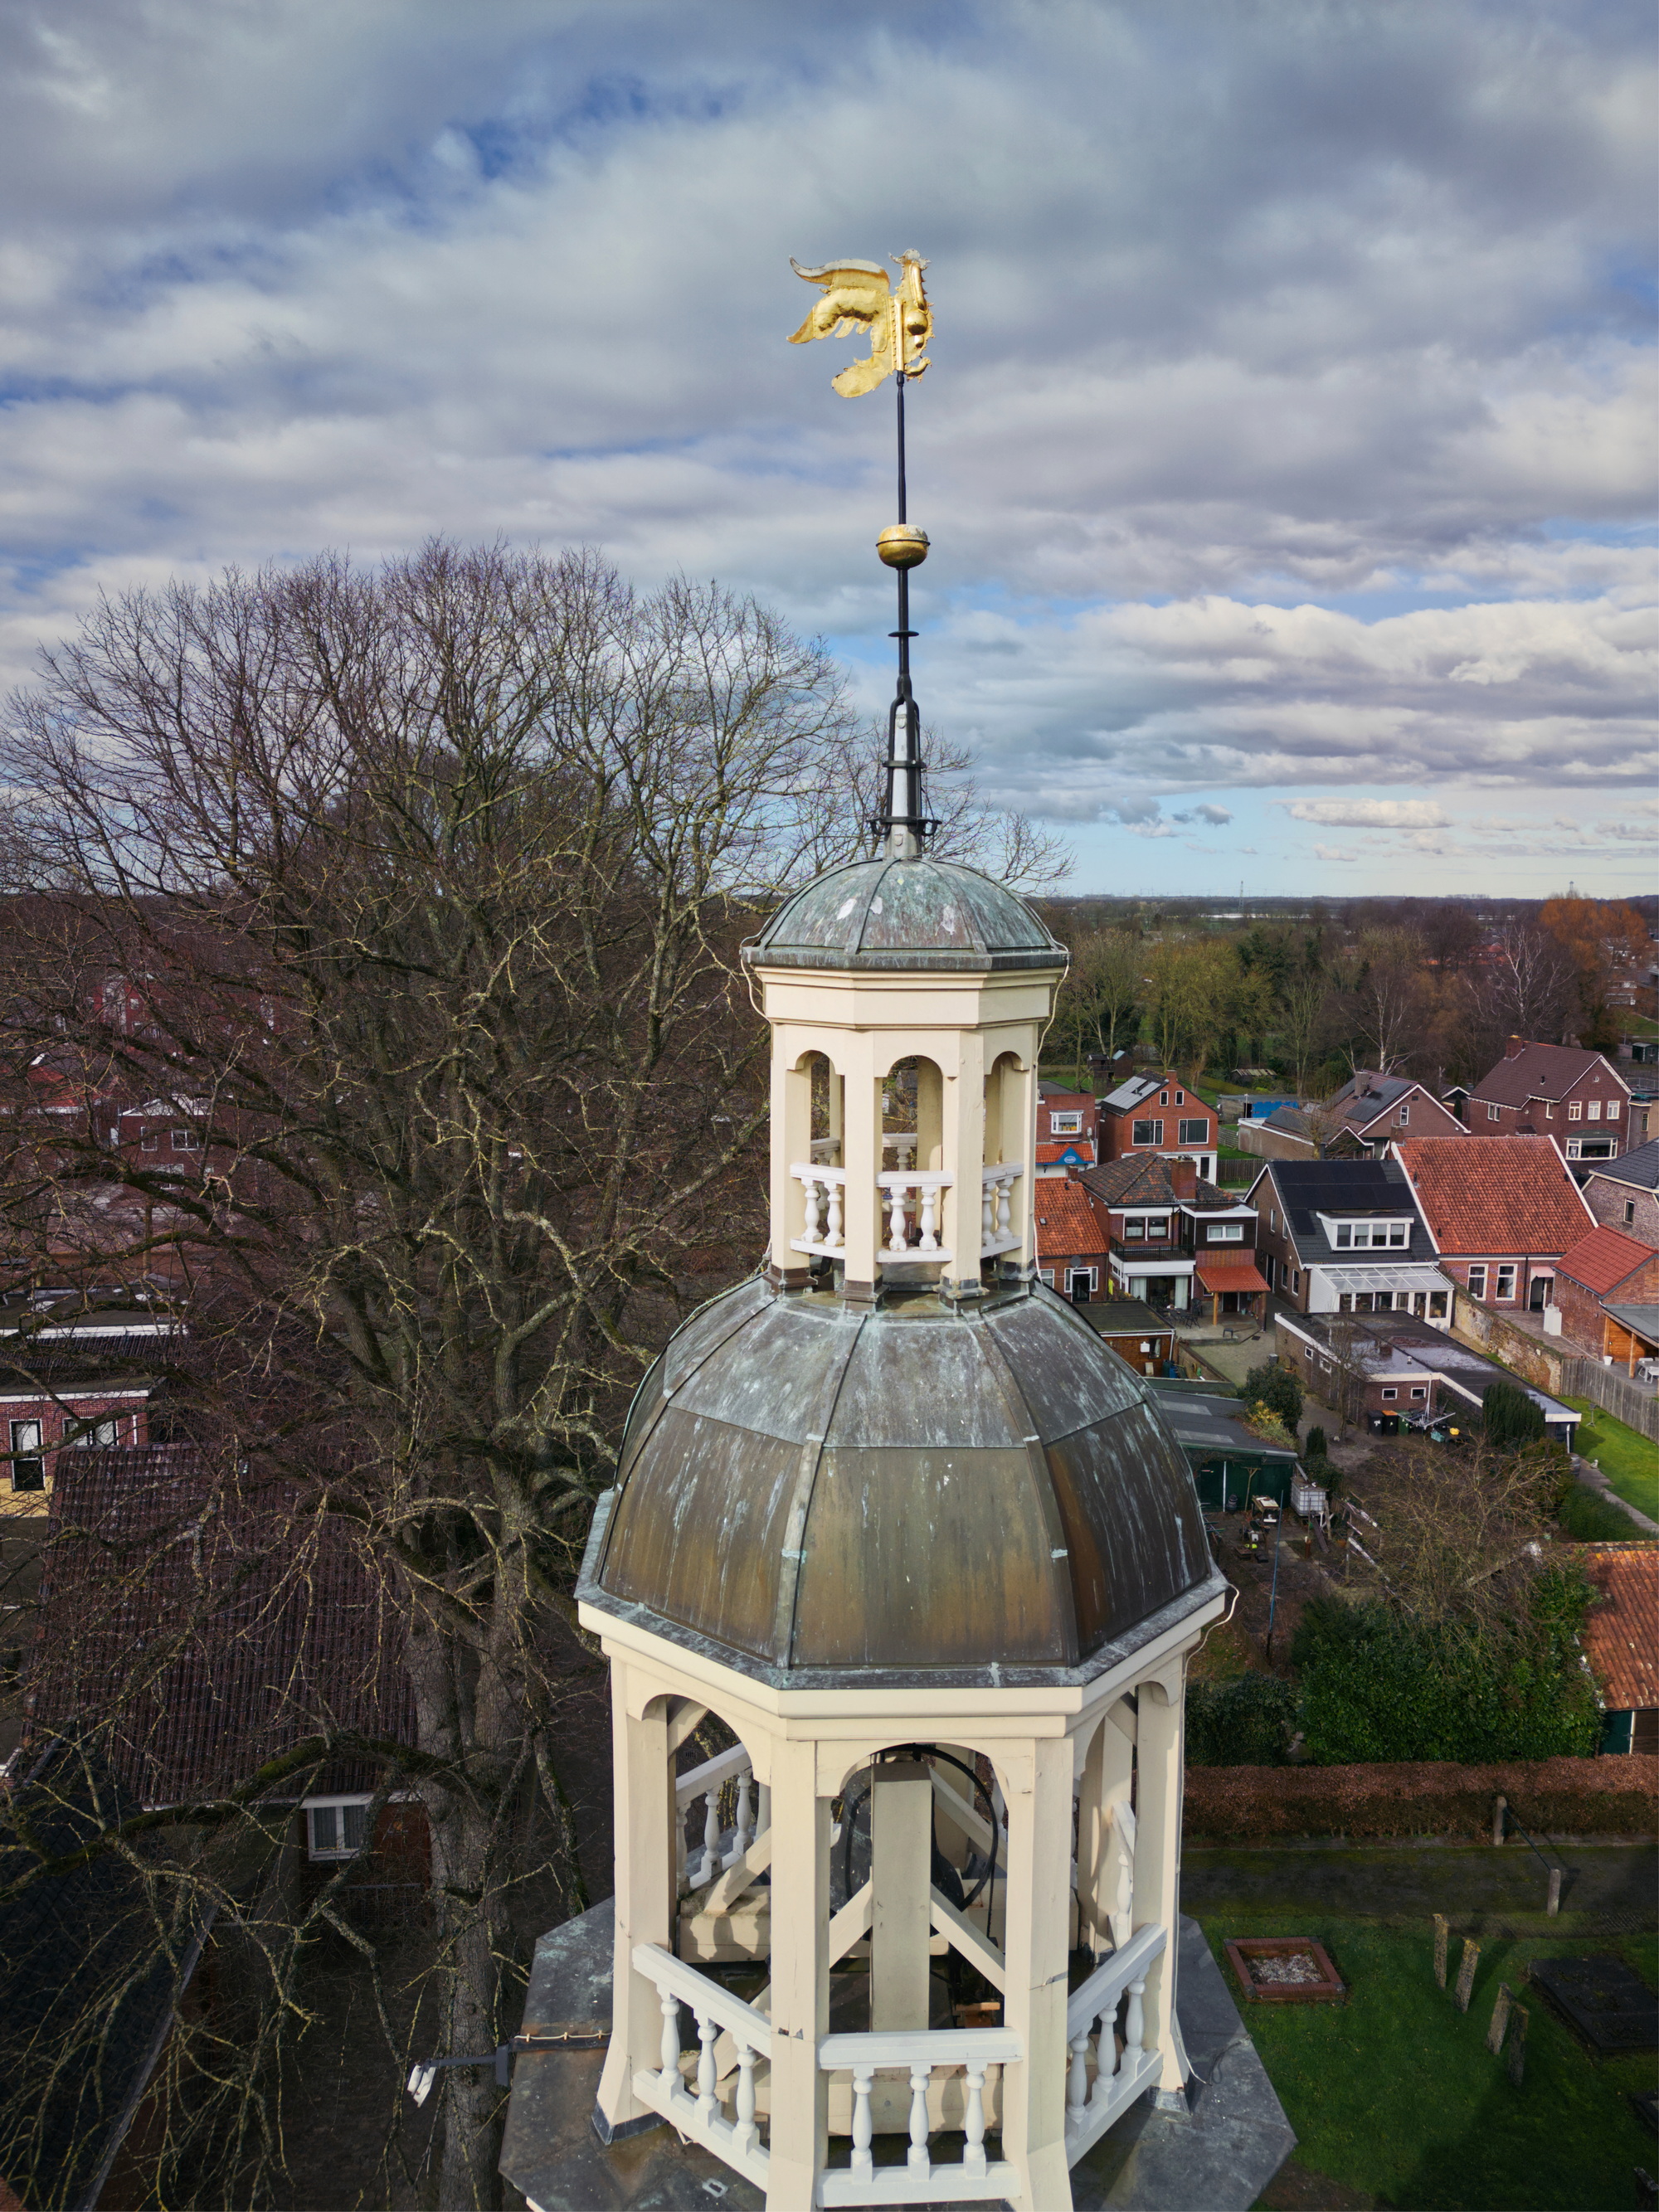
[748,854,1064,974]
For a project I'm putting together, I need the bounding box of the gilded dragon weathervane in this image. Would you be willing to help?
[788,251,935,856]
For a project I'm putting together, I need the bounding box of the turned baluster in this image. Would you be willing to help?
[997,1175,1014,1242]
[825,1178,844,1247]
[1090,2008,1120,2105]
[733,2040,759,2155]
[887,1183,910,1254]
[733,1769,752,1857]
[756,1782,771,1837]
[907,2064,932,2176]
[1067,2027,1092,2123]
[849,2065,875,2183]
[1125,1976,1147,2057]
[981,1178,996,1252]
[657,1986,680,2091]
[801,1176,822,1244]
[695,2012,718,2120]
[700,1789,721,1884]
[963,2062,989,2178]
[917,1182,939,1252]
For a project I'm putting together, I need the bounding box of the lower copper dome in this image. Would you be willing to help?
[579,1277,1216,1685]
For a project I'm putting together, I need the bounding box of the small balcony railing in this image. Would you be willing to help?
[791,1162,1024,1266]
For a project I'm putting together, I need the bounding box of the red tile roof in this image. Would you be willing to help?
[1036,1137,1097,1168]
[1392,1135,1593,1257]
[1194,1257,1269,1295]
[1582,1546,1659,1714]
[1032,1180,1108,1261]
[1472,1040,1626,1110]
[1556,1224,1659,1296]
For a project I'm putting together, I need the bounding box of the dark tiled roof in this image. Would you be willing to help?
[1076,1157,1240,1212]
[1472,1040,1624,1109]
[1250,1158,1424,1266]
[1394,1135,1594,1257]
[28,1447,416,1806]
[1585,1137,1659,1193]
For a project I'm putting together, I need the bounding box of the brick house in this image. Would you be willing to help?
[1275,1307,1581,1445]
[26,1446,424,1875]
[1076,1154,1262,1315]
[0,1309,168,1515]
[1095,1072,1219,1181]
[1580,1138,1659,1244]
[1243,1157,1452,1320]
[1032,1178,1110,1302]
[1389,1134,1596,1316]
[1550,1226,1659,1362]
[1315,1070,1467,1155]
[1464,1038,1634,1164]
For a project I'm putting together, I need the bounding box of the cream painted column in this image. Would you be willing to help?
[998,1737,1074,2211]
[1132,1668,1189,2097]
[764,1736,831,2210]
[771,1039,814,1288]
[840,1036,883,1303]
[941,1026,986,1299]
[869,1761,934,2030]
[594,1670,673,2136]
[1010,1053,1042,1275]
[1078,1707,1135,1958]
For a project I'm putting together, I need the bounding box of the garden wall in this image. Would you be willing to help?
[1184,1753,1659,1842]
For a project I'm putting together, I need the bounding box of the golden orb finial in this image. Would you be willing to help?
[877,524,930,570]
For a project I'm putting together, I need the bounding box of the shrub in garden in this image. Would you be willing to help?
[1241,1359,1303,1434]
[1185,1672,1301,1767]
[1482,1378,1546,1451]
[1304,1424,1327,1461]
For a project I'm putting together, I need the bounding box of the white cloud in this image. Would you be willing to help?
[1313,844,1359,863]
[1286,799,1450,829]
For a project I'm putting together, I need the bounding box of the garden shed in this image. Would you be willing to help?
[1146,1381,1299,1512]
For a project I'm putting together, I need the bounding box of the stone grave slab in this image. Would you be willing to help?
[1528,1954,1658,2054]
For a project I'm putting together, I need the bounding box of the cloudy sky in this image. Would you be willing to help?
[2,0,1653,895]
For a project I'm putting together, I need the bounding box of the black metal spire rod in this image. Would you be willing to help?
[876,369,932,858]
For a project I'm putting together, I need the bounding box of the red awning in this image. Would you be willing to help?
[1194,1257,1269,1296]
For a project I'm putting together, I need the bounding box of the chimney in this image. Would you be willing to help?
[1504,1036,1527,1059]
[1170,1157,1198,1201]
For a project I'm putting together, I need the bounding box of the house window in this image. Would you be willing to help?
[1607,1098,1620,1120]
[170,1126,202,1151]
[1389,1223,1408,1247]
[1486,1103,1501,1121]
[1303,1344,1312,1360]
[1410,1386,1427,1400]
[1179,1118,1209,1145]
[306,1800,372,1861]
[1175,1091,1185,1105]
[1567,1137,1615,1160]
[1381,1388,1397,1402]
[1627,1200,1637,1226]
[1039,1269,1055,1286]
[1495,1265,1516,1301]
[1050,1111,1082,1135]
[1568,1102,1581,1122]
[8,1420,43,1493]
[1131,1119,1164,1146]
[1208,1223,1244,1242]
[1338,1293,1353,1313]
[1335,1224,1352,1247]
[1292,1271,1301,1294]
[1467,1266,1487,1300]
[1399,1104,1409,1125]
[1545,1102,1554,1118]
[1122,1219,1145,1241]
[1428,1291,1448,1319]
[67,1416,121,1448]
[1270,1210,1279,1233]
[1146,1217,1170,1240]
[141,1130,160,1152]
[1587,1099,1602,1121]
[1159,1090,1169,1106]
[1067,1267,1097,1303]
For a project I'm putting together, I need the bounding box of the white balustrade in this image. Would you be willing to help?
[630,1942,770,2188]
[1062,1921,1166,2165]
[675,1743,755,1891]
[882,1130,919,1168]
[980,1164,1024,1258]
[790,1163,846,1256]
[811,1135,844,1164]
[818,2025,1021,2205]
[875,1169,953,1262]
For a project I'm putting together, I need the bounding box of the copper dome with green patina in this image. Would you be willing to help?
[745,856,1064,974]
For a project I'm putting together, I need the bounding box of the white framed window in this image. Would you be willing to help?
[1159,1090,1169,1106]
[1067,1267,1097,1301]
[1486,1102,1501,1121]
[1568,1101,1582,1122]
[1428,1291,1448,1318]
[1338,1292,1353,1313]
[1122,1219,1144,1241]
[1208,1223,1244,1242]
[141,1130,161,1152]
[1495,1265,1516,1301]
[1567,1137,1615,1160]
[1381,1388,1397,1402]
[1145,1216,1170,1240]
[306,1798,372,1861]
[1303,1344,1313,1360]
[1269,1209,1279,1233]
[170,1125,202,1152]
[1049,1111,1082,1135]
[1410,1386,1427,1400]
[67,1416,121,1448]
[1039,1269,1055,1286]
[1587,1099,1602,1121]
[8,1419,43,1493]
[1179,1118,1209,1145]
[1292,1271,1301,1294]
[1607,1098,1621,1120]
[1467,1265,1487,1300]
[1626,1200,1637,1225]
[1545,1102,1554,1119]
[1175,1091,1185,1106]
[1131,1118,1164,1146]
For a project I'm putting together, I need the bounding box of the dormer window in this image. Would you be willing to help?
[1049,1111,1082,1135]
[1328,1218,1409,1250]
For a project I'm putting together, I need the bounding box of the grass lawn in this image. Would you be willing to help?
[1193,1911,1657,2211]
[1564,1398,1659,1524]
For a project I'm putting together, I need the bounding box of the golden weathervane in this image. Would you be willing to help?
[787,250,932,397]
